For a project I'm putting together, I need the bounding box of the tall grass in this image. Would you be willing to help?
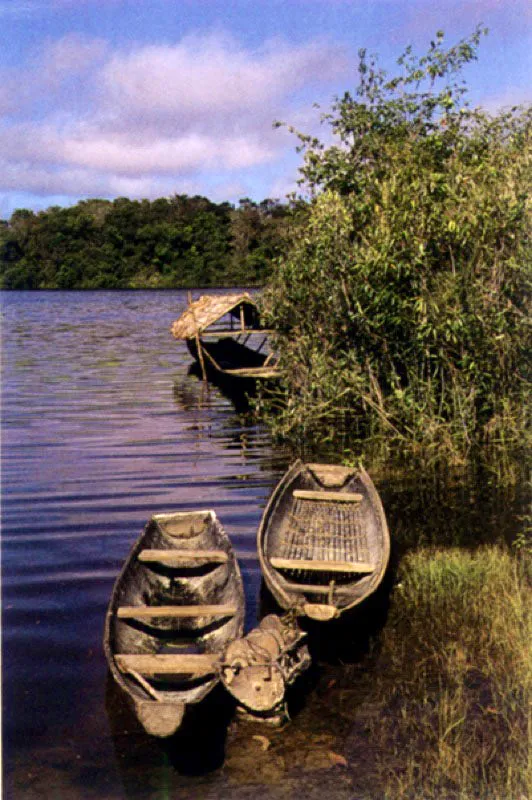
[370,547,531,799]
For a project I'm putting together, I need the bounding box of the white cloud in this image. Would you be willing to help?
[1,32,346,203]
[60,131,275,173]
[101,34,344,119]
[40,34,108,86]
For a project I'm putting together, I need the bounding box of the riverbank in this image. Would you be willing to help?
[363,545,530,798]
[219,544,530,800]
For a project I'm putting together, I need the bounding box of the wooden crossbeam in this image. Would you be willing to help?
[115,653,220,676]
[116,604,237,619]
[223,367,281,378]
[138,549,228,566]
[293,490,363,503]
[270,557,374,574]
[199,329,275,338]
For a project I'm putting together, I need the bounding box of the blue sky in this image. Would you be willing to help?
[1,0,530,218]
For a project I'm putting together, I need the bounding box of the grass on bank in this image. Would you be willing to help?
[367,546,531,799]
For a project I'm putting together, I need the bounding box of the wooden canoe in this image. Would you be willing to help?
[104,510,245,737]
[257,461,390,622]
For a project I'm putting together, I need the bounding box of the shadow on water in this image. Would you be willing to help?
[173,363,256,415]
[105,674,235,796]
[378,462,530,554]
[259,560,396,668]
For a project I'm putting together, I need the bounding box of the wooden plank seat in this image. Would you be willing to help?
[283,581,350,594]
[115,653,220,676]
[270,557,375,574]
[116,604,237,619]
[292,490,363,503]
[138,549,228,566]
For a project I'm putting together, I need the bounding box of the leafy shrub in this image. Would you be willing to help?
[263,28,531,464]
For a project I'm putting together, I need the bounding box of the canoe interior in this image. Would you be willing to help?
[259,462,390,616]
[105,510,245,719]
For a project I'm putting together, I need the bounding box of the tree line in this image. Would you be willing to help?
[0,194,292,289]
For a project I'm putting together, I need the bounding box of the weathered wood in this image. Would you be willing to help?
[138,549,228,566]
[117,604,237,619]
[221,615,310,717]
[153,513,209,538]
[116,654,220,675]
[292,489,363,503]
[270,557,374,573]
[257,460,391,622]
[104,509,245,737]
[196,333,207,381]
[307,463,355,488]
[200,345,224,373]
[126,668,163,700]
[199,329,275,338]
[283,581,333,594]
[223,367,281,378]
[303,604,338,621]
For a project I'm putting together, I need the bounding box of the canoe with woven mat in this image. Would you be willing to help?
[257,461,390,622]
[104,510,245,736]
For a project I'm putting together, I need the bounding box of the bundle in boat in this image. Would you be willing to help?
[221,614,311,724]
[257,461,390,622]
[104,510,245,737]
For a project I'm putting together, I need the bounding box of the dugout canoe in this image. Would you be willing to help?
[257,461,390,622]
[104,510,245,737]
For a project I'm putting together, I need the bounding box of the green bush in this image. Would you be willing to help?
[263,28,531,464]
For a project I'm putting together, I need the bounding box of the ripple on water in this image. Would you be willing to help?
[2,291,288,787]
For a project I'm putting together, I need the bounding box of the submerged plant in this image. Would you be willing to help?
[263,28,531,467]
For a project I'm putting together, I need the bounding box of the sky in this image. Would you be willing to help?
[1,0,530,218]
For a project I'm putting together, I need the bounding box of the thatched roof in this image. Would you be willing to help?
[171,293,261,340]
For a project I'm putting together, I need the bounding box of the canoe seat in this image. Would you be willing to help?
[116,604,237,619]
[270,557,374,574]
[138,549,228,566]
[292,490,363,503]
[116,653,219,676]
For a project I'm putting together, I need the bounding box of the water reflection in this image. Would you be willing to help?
[105,676,234,792]
[1,290,289,799]
[2,290,528,800]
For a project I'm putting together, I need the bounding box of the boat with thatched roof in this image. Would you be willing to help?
[171,293,280,382]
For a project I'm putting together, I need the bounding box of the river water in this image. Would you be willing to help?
[1,290,527,800]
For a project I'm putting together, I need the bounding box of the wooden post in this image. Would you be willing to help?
[189,299,207,381]
[240,303,245,331]
[196,334,207,382]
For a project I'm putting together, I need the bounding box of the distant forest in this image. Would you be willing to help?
[0,195,293,289]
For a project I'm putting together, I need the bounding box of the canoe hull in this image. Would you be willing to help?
[136,699,185,738]
[257,461,390,620]
[104,510,245,736]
